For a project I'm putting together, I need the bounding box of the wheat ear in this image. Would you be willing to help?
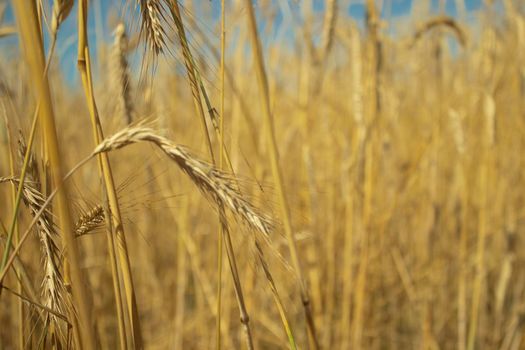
[0,176,68,345]
[112,23,134,125]
[138,0,167,55]
[93,125,274,238]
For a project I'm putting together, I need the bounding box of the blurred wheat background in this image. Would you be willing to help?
[1,0,525,349]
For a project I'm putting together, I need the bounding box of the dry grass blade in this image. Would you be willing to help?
[242,0,319,347]
[93,125,274,238]
[1,285,70,325]
[78,0,141,346]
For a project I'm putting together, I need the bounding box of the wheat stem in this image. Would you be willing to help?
[216,0,227,347]
[77,1,142,347]
[242,1,309,348]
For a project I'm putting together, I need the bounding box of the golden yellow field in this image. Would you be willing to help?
[1,0,524,349]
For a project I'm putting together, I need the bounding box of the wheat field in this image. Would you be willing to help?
[0,0,524,349]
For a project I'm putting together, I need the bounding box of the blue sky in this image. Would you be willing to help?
[0,0,489,85]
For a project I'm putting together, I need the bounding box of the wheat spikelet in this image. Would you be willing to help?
[93,125,274,238]
[75,205,105,237]
[139,0,167,55]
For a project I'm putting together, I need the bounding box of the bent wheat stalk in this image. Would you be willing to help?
[93,125,274,238]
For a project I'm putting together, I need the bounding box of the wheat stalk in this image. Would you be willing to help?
[11,2,95,346]
[78,1,141,346]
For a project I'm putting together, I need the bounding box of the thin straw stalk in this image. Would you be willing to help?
[77,0,141,347]
[241,1,317,348]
